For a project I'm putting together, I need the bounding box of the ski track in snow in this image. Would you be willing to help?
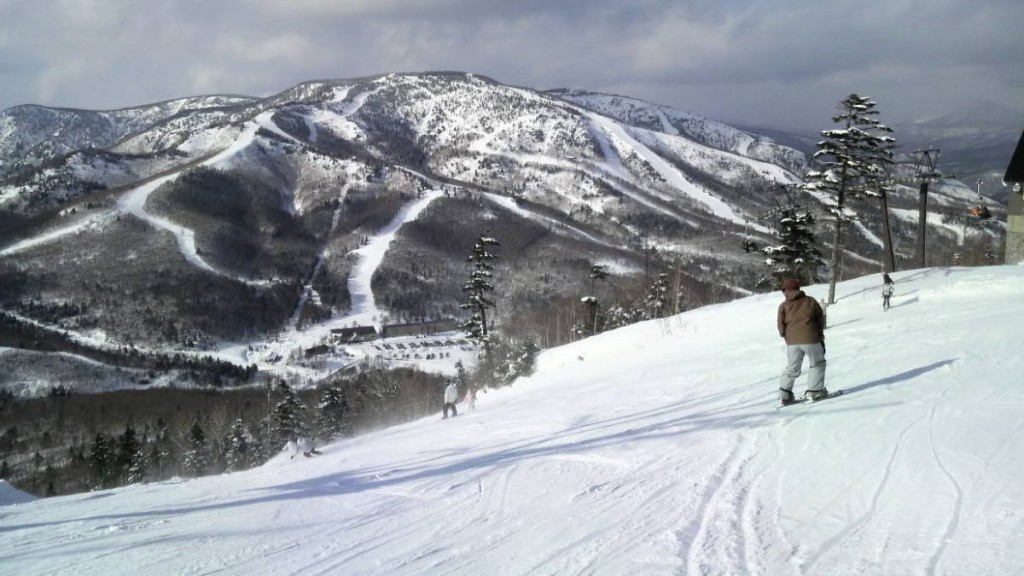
[926,404,964,576]
[682,428,783,576]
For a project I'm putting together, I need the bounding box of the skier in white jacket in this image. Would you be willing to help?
[443,381,459,419]
[289,437,321,458]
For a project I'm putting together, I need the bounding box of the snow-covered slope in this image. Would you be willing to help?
[0,96,258,176]
[551,88,808,174]
[3,265,1022,575]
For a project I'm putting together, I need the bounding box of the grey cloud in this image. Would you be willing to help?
[0,0,1021,131]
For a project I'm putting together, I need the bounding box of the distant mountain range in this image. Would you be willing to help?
[891,101,1023,202]
[739,100,1024,202]
[0,72,1010,391]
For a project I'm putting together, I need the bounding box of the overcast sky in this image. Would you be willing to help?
[1,0,1021,132]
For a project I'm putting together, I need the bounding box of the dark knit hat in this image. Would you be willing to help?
[782,278,801,291]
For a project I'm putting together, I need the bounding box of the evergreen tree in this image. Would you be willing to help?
[182,421,209,477]
[271,381,308,448]
[588,264,609,295]
[761,207,824,287]
[148,443,172,481]
[454,360,469,390]
[126,449,147,485]
[645,272,670,319]
[453,359,477,407]
[602,302,644,332]
[803,93,895,303]
[87,433,115,489]
[116,424,145,485]
[154,416,170,443]
[317,383,349,440]
[0,460,10,479]
[461,236,500,354]
[478,337,541,387]
[224,418,251,472]
[0,426,18,452]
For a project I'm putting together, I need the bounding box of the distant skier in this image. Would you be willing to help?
[443,380,459,419]
[289,437,321,459]
[777,278,828,405]
[882,273,895,310]
[464,383,477,411]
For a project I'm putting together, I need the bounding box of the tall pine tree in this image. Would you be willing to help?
[87,433,115,489]
[271,381,309,448]
[317,383,350,440]
[116,424,146,485]
[804,93,895,303]
[182,421,209,477]
[645,272,670,319]
[224,418,252,472]
[461,236,500,354]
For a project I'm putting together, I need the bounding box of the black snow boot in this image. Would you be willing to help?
[779,388,797,406]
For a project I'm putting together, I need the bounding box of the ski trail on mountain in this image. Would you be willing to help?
[483,193,619,248]
[116,117,277,286]
[285,183,353,332]
[588,112,751,226]
[654,106,680,136]
[343,190,443,327]
[0,212,115,256]
[1,111,294,265]
[581,112,715,223]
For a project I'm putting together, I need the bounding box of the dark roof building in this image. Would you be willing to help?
[330,326,378,343]
[1004,131,1024,264]
[381,319,459,339]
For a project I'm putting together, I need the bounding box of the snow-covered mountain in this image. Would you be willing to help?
[0,95,259,176]
[3,265,1022,575]
[0,72,1007,389]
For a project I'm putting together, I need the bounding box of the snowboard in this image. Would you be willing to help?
[776,389,843,409]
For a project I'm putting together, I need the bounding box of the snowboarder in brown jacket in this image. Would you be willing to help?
[777,278,828,404]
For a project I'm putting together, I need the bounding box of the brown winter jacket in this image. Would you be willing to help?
[777,291,825,345]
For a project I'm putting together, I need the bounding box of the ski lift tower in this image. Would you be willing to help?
[912,149,941,268]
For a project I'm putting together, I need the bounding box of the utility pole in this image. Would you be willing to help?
[879,185,897,273]
[912,149,941,268]
[266,381,274,458]
[873,163,899,274]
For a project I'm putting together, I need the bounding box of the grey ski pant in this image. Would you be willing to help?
[779,343,826,394]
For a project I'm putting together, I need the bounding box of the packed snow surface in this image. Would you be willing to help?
[2,266,1023,575]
